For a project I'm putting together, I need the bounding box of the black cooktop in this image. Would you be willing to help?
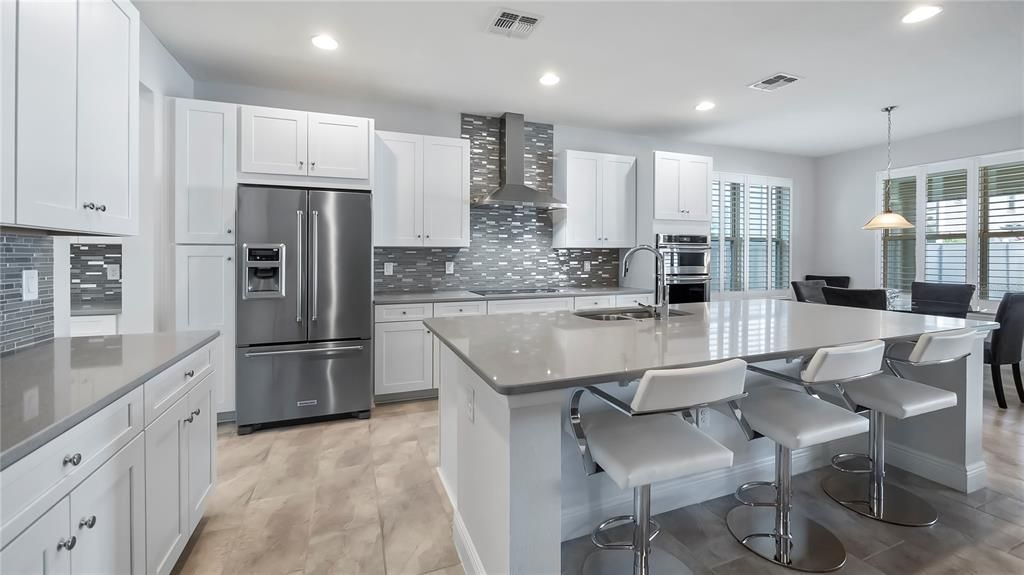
[469,288,562,296]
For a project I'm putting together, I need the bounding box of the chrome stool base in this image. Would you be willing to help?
[582,547,693,575]
[726,505,847,573]
[822,473,938,527]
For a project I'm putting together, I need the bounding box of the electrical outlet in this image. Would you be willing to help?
[445,261,455,274]
[383,262,395,276]
[696,407,710,428]
[583,261,592,272]
[466,387,475,423]
[21,270,38,301]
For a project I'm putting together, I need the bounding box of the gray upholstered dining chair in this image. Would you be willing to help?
[792,280,828,304]
[910,281,975,318]
[806,275,851,288]
[987,292,1024,409]
[822,287,888,310]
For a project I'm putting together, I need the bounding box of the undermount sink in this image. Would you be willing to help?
[574,307,690,321]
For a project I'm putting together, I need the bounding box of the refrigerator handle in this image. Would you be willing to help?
[296,209,303,323]
[312,209,319,322]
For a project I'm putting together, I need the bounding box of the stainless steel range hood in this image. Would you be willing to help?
[475,112,567,210]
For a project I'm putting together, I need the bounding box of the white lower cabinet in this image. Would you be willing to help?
[487,297,575,315]
[186,375,216,534]
[374,320,433,396]
[615,293,654,307]
[145,393,189,575]
[0,499,71,575]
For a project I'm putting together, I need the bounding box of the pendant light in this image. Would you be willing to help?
[863,106,914,230]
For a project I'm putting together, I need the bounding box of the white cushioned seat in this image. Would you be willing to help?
[584,411,734,490]
[844,373,957,419]
[741,388,869,450]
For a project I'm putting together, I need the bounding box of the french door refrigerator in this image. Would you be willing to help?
[235,185,372,432]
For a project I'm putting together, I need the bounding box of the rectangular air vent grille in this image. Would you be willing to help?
[489,9,541,38]
[748,73,800,92]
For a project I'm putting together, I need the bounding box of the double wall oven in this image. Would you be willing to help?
[656,234,711,303]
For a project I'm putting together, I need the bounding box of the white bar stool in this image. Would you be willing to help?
[730,341,879,572]
[822,328,972,526]
[568,359,748,575]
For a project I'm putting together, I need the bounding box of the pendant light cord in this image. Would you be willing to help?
[883,105,896,212]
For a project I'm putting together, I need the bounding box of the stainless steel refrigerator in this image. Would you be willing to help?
[235,185,372,432]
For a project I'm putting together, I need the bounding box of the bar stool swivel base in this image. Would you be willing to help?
[822,473,938,527]
[726,505,847,573]
[582,547,693,575]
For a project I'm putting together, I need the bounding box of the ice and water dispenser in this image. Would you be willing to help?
[243,244,286,299]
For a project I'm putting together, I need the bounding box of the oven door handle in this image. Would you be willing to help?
[666,275,711,285]
[244,345,365,358]
[659,245,711,252]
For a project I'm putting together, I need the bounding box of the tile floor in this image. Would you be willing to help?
[173,367,1024,575]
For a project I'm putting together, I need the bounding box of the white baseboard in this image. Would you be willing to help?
[885,441,987,493]
[453,509,485,575]
[560,444,832,541]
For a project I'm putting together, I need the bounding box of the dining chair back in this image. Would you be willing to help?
[806,275,852,288]
[822,287,888,310]
[792,280,828,304]
[910,281,975,318]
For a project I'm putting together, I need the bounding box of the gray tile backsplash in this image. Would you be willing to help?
[1,231,54,352]
[373,114,620,293]
[70,243,122,311]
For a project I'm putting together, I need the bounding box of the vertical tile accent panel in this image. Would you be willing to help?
[0,231,54,352]
[373,114,620,292]
[69,243,123,311]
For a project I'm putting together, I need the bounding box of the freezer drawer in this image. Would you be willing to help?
[235,341,371,426]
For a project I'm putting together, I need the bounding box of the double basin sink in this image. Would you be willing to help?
[574,307,690,321]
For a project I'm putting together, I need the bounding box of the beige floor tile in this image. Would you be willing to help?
[305,523,385,575]
[369,411,437,447]
[373,442,437,500]
[311,464,380,532]
[222,519,311,575]
[373,399,439,419]
[174,524,238,575]
[378,481,459,575]
[423,565,465,575]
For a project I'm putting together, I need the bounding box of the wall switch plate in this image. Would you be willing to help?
[445,261,455,274]
[584,261,592,272]
[21,270,39,301]
[696,407,710,428]
[383,262,395,276]
[106,264,121,281]
[466,387,475,423]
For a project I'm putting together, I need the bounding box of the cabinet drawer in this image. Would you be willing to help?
[487,298,575,315]
[1,386,143,548]
[433,301,486,317]
[374,303,433,322]
[573,296,616,309]
[615,293,654,307]
[144,342,216,425]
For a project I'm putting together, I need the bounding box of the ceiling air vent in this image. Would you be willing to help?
[748,73,801,92]
[488,8,541,38]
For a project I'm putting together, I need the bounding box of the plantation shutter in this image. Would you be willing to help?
[721,179,745,291]
[747,182,769,291]
[980,161,1024,300]
[710,180,721,292]
[924,169,969,283]
[771,183,792,290]
[881,176,917,291]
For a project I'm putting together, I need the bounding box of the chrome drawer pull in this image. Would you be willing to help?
[184,414,194,424]
[185,369,195,378]
[63,453,82,466]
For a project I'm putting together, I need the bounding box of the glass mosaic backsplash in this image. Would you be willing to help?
[0,231,54,352]
[70,243,123,312]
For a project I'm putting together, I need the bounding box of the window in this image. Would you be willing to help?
[881,175,917,291]
[924,169,968,284]
[710,173,792,292]
[980,160,1024,300]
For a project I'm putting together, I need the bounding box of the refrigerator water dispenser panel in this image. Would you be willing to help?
[243,243,286,299]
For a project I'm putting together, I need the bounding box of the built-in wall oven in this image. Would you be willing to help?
[656,234,711,304]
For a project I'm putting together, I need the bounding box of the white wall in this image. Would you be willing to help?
[812,115,1024,288]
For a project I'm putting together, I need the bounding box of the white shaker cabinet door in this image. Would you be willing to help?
[422,136,470,247]
[186,374,216,534]
[563,151,602,247]
[175,245,236,415]
[69,435,146,575]
[600,155,636,247]
[654,151,711,222]
[14,0,81,231]
[374,321,433,396]
[145,397,190,575]
[174,99,238,244]
[240,106,308,176]
[0,498,71,575]
[307,112,370,179]
[76,0,139,236]
[374,131,423,246]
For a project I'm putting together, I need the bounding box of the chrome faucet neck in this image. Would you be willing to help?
[621,245,669,320]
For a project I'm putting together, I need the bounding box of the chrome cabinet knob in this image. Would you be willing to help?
[191,408,201,417]
[310,161,316,170]
[227,228,232,234]
[83,202,95,210]
[185,369,195,378]
[184,414,194,424]
[416,234,422,238]
[426,235,430,239]
[227,256,232,262]
[401,311,407,315]
[97,204,107,212]
[57,536,77,551]
[63,453,82,466]
[79,515,97,529]
[298,160,304,169]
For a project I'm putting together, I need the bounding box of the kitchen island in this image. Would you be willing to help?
[424,299,998,575]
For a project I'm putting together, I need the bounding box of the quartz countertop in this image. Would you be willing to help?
[374,286,652,305]
[424,299,999,396]
[0,330,219,470]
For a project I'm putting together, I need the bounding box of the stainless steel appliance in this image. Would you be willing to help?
[235,185,372,432]
[656,234,711,304]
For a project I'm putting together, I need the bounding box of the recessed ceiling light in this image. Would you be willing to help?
[902,6,943,24]
[695,101,716,112]
[539,72,560,86]
[311,34,338,51]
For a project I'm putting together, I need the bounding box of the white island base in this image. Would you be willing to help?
[428,302,993,575]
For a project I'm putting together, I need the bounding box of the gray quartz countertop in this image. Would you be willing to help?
[424,299,999,396]
[374,286,652,305]
[0,330,219,470]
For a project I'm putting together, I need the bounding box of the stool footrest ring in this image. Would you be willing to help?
[735,481,777,507]
[831,453,872,474]
[591,515,661,550]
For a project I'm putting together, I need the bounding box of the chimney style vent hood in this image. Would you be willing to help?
[475,113,567,210]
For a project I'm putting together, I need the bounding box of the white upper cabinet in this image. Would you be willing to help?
[239,105,373,189]
[308,112,370,179]
[374,131,470,248]
[7,0,139,235]
[553,150,636,248]
[654,151,712,221]
[174,99,238,244]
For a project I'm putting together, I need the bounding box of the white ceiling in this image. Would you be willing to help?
[138,1,1023,157]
